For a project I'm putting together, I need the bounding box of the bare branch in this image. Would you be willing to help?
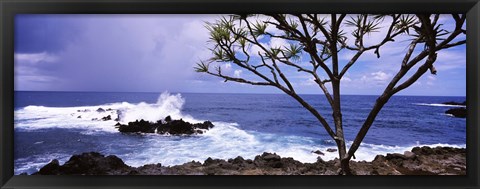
[205,71,273,86]
[439,40,466,49]
[338,50,364,79]
[402,38,420,67]
[305,14,332,42]
[392,53,437,94]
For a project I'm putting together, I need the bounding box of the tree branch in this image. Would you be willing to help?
[205,71,273,86]
[338,50,364,79]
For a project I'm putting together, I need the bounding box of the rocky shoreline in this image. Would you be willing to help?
[32,146,465,175]
[442,101,467,118]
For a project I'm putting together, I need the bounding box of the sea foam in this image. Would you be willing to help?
[14,92,201,133]
[413,103,466,108]
[14,92,467,174]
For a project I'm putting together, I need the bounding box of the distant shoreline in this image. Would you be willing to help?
[32,146,465,175]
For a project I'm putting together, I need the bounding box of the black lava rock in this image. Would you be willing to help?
[445,108,467,118]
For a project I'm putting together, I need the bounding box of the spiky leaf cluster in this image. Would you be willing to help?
[285,43,303,61]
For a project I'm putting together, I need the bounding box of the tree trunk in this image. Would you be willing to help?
[331,79,351,175]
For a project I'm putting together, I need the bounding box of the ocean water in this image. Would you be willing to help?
[14,91,466,175]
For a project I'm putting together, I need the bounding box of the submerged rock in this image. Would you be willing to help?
[312,150,325,155]
[326,148,337,152]
[34,146,466,175]
[445,108,467,118]
[101,115,112,121]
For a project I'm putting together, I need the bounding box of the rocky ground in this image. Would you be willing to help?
[32,146,465,175]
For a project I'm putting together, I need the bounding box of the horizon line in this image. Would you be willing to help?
[14,90,467,98]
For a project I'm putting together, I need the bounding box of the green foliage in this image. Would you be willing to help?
[269,47,282,59]
[395,14,417,34]
[285,43,303,61]
[252,21,268,37]
[346,14,381,39]
[205,17,235,43]
[288,18,299,29]
[238,37,247,48]
[211,48,228,61]
[194,61,210,73]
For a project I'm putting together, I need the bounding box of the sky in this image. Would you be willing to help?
[14,14,466,96]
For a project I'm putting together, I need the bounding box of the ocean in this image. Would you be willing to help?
[13,91,466,175]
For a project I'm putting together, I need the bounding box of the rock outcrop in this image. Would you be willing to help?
[442,101,466,106]
[115,116,214,135]
[445,108,467,118]
[34,152,133,175]
[33,146,465,175]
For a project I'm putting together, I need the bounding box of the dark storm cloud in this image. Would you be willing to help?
[15,15,86,53]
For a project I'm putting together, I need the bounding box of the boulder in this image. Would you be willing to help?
[404,151,416,159]
[312,150,325,155]
[117,119,159,133]
[96,108,105,112]
[101,115,112,121]
[37,159,61,175]
[262,153,281,161]
[164,115,172,122]
[33,146,466,175]
[34,152,132,175]
[445,108,466,118]
[386,153,407,160]
[326,148,337,152]
[157,119,196,135]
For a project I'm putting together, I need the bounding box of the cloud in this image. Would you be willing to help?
[426,75,436,86]
[15,15,219,92]
[360,71,392,85]
[223,63,232,70]
[434,49,466,72]
[14,14,465,96]
[15,15,86,53]
[371,71,391,81]
[14,52,59,64]
[299,77,316,86]
[234,70,243,77]
[341,76,352,82]
[14,52,62,90]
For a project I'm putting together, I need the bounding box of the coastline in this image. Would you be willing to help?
[31,146,465,175]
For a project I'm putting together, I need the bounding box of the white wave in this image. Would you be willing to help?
[14,92,467,174]
[14,92,202,133]
[119,92,199,123]
[343,141,465,162]
[413,103,466,108]
[15,116,467,173]
[116,119,466,167]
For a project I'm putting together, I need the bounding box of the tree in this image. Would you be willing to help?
[195,14,466,175]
